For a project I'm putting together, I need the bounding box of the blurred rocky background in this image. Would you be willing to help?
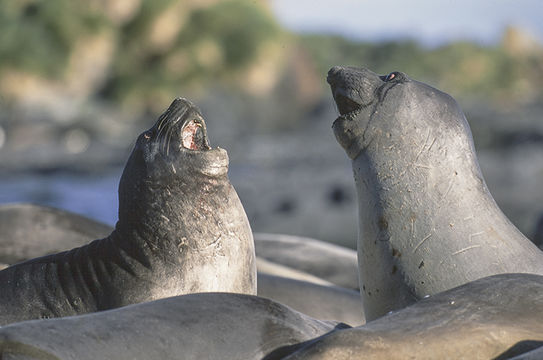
[1,0,543,248]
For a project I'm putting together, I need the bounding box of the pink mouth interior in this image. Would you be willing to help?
[182,120,201,150]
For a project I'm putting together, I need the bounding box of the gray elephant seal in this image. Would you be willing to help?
[0,292,348,360]
[327,66,543,320]
[255,233,359,290]
[0,98,256,325]
[0,203,111,265]
[284,273,543,359]
[258,273,365,326]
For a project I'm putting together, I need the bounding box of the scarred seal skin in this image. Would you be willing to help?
[327,66,543,321]
[0,98,256,325]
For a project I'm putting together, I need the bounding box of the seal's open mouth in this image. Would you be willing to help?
[181,118,209,151]
[154,98,213,156]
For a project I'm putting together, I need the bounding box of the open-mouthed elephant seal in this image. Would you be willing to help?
[327,66,543,320]
[0,292,349,360]
[0,98,256,325]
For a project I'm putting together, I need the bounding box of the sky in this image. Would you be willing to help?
[269,0,543,46]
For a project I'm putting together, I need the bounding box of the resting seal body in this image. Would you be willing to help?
[327,66,543,320]
[0,98,256,325]
[0,203,111,265]
[258,273,365,326]
[0,292,347,360]
[284,274,543,359]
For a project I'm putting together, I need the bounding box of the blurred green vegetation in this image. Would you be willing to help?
[300,32,543,105]
[0,0,282,110]
[0,0,542,115]
[105,0,282,107]
[0,0,107,77]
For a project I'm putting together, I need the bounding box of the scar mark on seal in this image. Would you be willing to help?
[452,245,481,255]
[469,231,485,241]
[426,137,437,152]
[413,233,433,253]
[443,179,454,199]
[413,129,432,163]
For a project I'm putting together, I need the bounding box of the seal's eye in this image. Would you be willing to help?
[385,72,397,81]
[143,131,152,140]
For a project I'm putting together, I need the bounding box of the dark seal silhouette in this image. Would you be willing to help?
[327,66,543,320]
[0,98,256,325]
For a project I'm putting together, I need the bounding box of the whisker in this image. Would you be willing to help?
[156,114,169,141]
[157,112,167,131]
[166,125,174,156]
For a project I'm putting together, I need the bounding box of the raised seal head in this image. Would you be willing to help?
[119,97,228,224]
[115,97,256,297]
[0,97,256,325]
[327,66,473,161]
[327,66,543,321]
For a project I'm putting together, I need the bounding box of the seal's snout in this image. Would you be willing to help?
[327,66,345,85]
[154,97,212,155]
[327,67,363,116]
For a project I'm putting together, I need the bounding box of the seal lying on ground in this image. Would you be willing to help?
[327,66,543,320]
[0,98,256,325]
[1,274,541,359]
[0,292,349,360]
[0,203,111,265]
[258,273,365,326]
[283,273,543,359]
[255,233,359,290]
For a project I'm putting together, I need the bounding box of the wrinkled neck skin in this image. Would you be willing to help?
[344,79,543,320]
[116,147,230,260]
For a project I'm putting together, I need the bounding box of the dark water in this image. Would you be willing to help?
[0,171,121,226]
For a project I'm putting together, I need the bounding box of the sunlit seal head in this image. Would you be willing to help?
[119,97,227,210]
[118,97,229,228]
[328,66,472,161]
[0,97,256,326]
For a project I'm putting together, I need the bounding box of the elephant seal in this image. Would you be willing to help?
[0,98,256,325]
[0,292,348,360]
[283,273,543,359]
[258,273,365,326]
[327,66,543,320]
[0,203,110,265]
[255,233,359,290]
